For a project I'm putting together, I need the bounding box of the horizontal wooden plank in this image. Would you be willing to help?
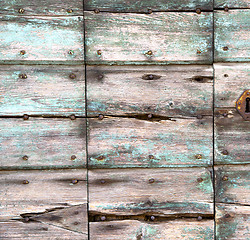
[214,63,250,108]
[90,219,214,240]
[85,0,213,12]
[214,10,250,62]
[89,168,214,216]
[0,16,84,64]
[88,116,212,168]
[215,109,250,165]
[0,169,87,220]
[216,204,250,240]
[0,118,86,169]
[215,165,250,204]
[85,12,213,64]
[87,65,213,117]
[215,0,250,9]
[0,65,85,116]
[0,0,83,16]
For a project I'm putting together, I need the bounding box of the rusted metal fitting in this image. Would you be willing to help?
[96,156,105,161]
[196,8,201,14]
[19,73,27,79]
[67,9,73,13]
[18,8,25,14]
[23,114,29,120]
[195,154,202,159]
[94,9,100,14]
[236,90,250,120]
[223,46,228,51]
[148,155,154,159]
[69,73,76,79]
[23,180,29,184]
[70,114,76,120]
[72,179,79,184]
[146,50,153,56]
[197,178,203,183]
[224,6,229,12]
[222,176,228,181]
[71,155,77,160]
[20,50,26,55]
[197,50,202,54]
[98,114,104,120]
[22,155,29,161]
[68,50,74,55]
[97,50,102,55]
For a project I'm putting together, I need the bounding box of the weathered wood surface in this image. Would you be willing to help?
[90,219,214,240]
[85,0,213,12]
[214,63,250,108]
[215,165,250,204]
[0,169,87,220]
[85,12,213,64]
[0,0,83,16]
[0,65,85,116]
[216,204,250,240]
[215,109,250,165]
[89,168,213,215]
[0,118,86,169]
[88,116,212,168]
[214,10,250,62]
[87,65,213,117]
[215,0,250,9]
[0,16,84,64]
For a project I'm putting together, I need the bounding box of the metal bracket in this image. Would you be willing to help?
[236,90,250,121]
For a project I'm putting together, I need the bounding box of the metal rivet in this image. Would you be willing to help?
[23,114,29,120]
[149,178,155,183]
[19,73,27,79]
[68,50,74,55]
[97,50,102,55]
[71,155,77,160]
[100,216,106,221]
[100,180,105,184]
[197,50,201,54]
[149,155,154,159]
[23,180,29,184]
[20,50,26,55]
[150,216,155,221]
[197,115,203,119]
[195,154,202,159]
[148,9,153,14]
[69,73,76,79]
[222,150,229,155]
[94,9,100,14]
[67,9,73,13]
[197,178,203,183]
[98,114,104,120]
[197,216,202,221]
[146,50,153,56]
[148,114,153,119]
[72,179,78,184]
[22,155,29,161]
[222,176,228,181]
[18,8,25,14]
[70,114,76,120]
[196,8,201,14]
[223,46,228,51]
[98,74,104,80]
[224,74,228,77]
[97,156,105,161]
[224,6,229,12]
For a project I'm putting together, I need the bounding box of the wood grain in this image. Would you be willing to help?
[87,65,213,117]
[216,204,250,240]
[89,168,214,216]
[0,65,85,116]
[88,116,213,168]
[215,109,250,165]
[0,169,87,220]
[85,12,213,64]
[0,16,84,64]
[0,118,86,169]
[215,0,250,9]
[215,165,250,205]
[85,0,213,12]
[214,63,250,108]
[214,10,250,62]
[0,0,83,16]
[90,219,214,240]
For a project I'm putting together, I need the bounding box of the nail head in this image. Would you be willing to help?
[23,180,29,184]
[23,114,29,120]
[71,155,77,160]
[149,178,155,183]
[20,50,26,55]
[98,114,104,120]
[69,73,76,79]
[18,8,25,14]
[70,114,76,120]
[22,155,29,161]
[196,8,201,14]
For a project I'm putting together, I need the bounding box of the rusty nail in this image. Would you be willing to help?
[222,150,229,155]
[197,115,203,119]
[98,74,104,80]
[69,73,76,79]
[100,180,105,184]
[150,216,155,221]
[225,213,231,218]
[71,155,77,160]
[94,9,100,14]
[20,50,26,55]
[67,9,73,13]
[22,155,29,161]
[224,6,229,12]
[23,180,29,184]
[70,114,76,120]
[68,50,74,55]
[149,154,154,159]
[97,50,102,55]
[196,8,201,14]
[222,176,228,181]
[18,8,25,14]
[98,114,104,120]
[197,216,202,221]
[100,216,106,221]
[97,156,105,161]
[223,46,228,51]
[146,50,153,56]
[197,178,203,183]
[148,9,153,14]
[197,50,201,54]
[149,178,155,183]
[224,74,228,77]
[195,154,202,159]
[23,114,29,120]
[148,114,153,119]
[72,179,78,184]
[19,73,27,79]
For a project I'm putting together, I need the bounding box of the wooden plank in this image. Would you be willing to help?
[215,109,250,165]
[0,65,85,116]
[85,0,213,12]
[0,16,84,64]
[88,116,212,168]
[0,0,83,16]
[0,169,87,220]
[89,168,214,216]
[87,65,213,117]
[216,204,250,240]
[214,10,250,62]
[0,118,86,169]
[215,165,250,205]
[90,219,214,240]
[214,63,250,108]
[215,0,250,9]
[85,12,213,64]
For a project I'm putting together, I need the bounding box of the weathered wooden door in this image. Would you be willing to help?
[0,0,249,239]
